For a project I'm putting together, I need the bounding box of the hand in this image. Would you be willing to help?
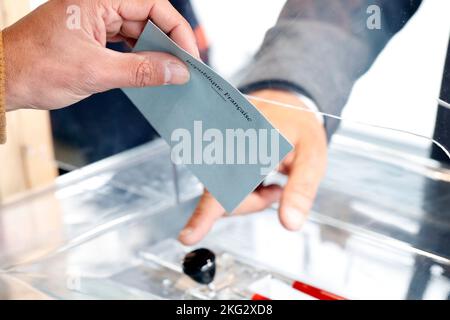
[3,0,199,111]
[179,89,328,245]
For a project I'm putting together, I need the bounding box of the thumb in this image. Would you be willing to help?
[93,50,190,92]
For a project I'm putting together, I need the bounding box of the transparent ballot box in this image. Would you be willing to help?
[0,132,449,300]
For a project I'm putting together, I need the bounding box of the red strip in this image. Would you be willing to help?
[251,293,271,301]
[292,281,346,300]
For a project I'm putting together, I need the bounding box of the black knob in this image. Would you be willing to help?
[182,248,216,285]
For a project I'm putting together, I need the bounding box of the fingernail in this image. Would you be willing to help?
[165,62,190,85]
[179,227,194,239]
[285,207,305,230]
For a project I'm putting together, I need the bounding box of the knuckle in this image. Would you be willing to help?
[133,58,162,87]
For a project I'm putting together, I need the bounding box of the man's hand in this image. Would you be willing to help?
[3,0,199,111]
[179,89,328,245]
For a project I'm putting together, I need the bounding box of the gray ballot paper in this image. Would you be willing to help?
[122,21,292,212]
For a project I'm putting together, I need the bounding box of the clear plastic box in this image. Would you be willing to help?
[0,132,449,300]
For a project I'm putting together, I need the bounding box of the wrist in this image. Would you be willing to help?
[0,30,6,143]
[249,89,325,143]
[250,89,322,124]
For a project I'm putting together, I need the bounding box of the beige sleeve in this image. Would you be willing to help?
[0,30,6,144]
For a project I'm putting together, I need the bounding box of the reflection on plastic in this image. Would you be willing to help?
[438,98,450,110]
[246,94,450,161]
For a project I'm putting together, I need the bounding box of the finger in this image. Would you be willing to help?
[278,145,325,231]
[124,38,138,48]
[178,191,225,245]
[107,34,127,43]
[107,35,138,48]
[277,152,295,175]
[116,0,200,58]
[233,185,283,215]
[93,49,190,91]
[179,185,282,246]
[119,20,147,39]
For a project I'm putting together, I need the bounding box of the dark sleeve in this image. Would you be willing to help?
[239,0,422,139]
